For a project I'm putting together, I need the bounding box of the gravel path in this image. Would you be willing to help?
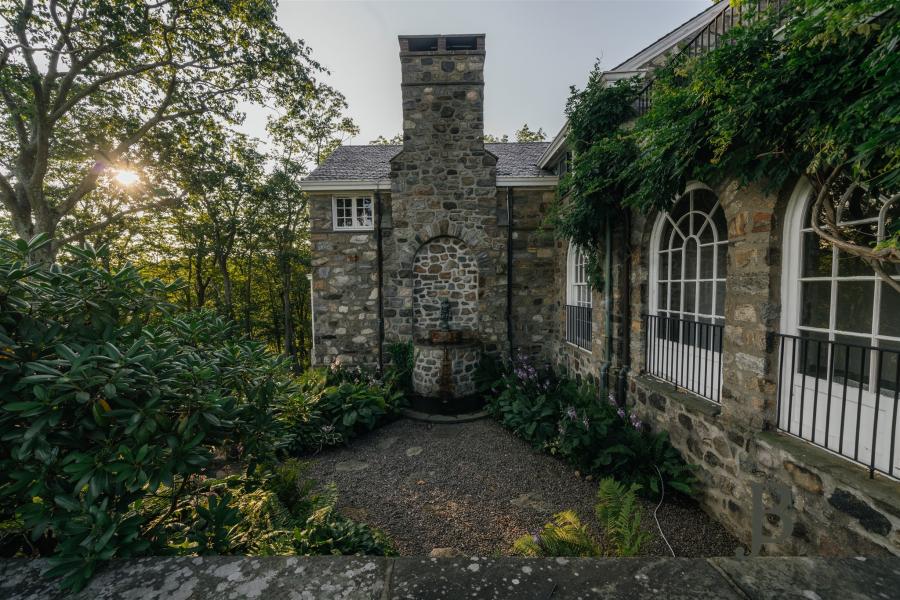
[305,418,740,557]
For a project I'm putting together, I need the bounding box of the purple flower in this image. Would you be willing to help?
[616,407,626,419]
[582,416,590,429]
[629,412,643,430]
[608,394,617,407]
[565,406,577,420]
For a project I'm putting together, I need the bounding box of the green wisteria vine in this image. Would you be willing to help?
[555,0,899,289]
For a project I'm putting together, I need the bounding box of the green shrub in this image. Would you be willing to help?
[595,477,650,557]
[0,237,301,590]
[284,365,404,453]
[294,486,394,557]
[512,510,599,557]
[484,355,695,497]
[384,341,415,395]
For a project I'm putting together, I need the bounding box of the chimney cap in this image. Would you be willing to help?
[398,34,485,54]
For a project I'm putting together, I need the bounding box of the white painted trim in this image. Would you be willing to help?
[301,180,390,192]
[497,176,558,187]
[538,124,569,169]
[332,195,375,231]
[780,177,814,337]
[647,181,714,317]
[609,1,726,73]
[303,176,557,191]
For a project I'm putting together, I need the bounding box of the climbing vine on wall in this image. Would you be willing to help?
[556,0,900,288]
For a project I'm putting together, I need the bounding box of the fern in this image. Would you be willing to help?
[512,511,599,557]
[595,477,651,557]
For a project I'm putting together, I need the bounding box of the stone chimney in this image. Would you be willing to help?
[397,34,486,148]
[384,33,505,360]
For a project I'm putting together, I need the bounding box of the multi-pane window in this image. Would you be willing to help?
[647,187,728,402]
[569,244,591,308]
[778,180,900,477]
[333,196,374,230]
[654,187,728,323]
[566,243,592,350]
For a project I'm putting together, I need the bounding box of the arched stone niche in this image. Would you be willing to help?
[411,235,478,340]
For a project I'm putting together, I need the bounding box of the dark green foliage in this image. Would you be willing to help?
[293,486,395,557]
[595,477,650,557]
[0,236,395,590]
[384,341,415,395]
[484,356,695,498]
[283,364,405,453]
[559,1,900,277]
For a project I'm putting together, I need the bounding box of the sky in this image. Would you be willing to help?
[242,0,710,145]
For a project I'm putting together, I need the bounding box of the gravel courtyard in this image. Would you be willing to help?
[305,418,740,557]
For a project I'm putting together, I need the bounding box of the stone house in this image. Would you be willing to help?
[302,4,899,556]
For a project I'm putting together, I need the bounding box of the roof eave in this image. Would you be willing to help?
[300,179,392,192]
[538,124,569,169]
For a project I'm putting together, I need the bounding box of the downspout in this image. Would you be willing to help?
[375,190,385,375]
[506,187,515,360]
[600,216,613,399]
[616,209,632,405]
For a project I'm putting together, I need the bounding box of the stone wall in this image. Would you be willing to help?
[412,343,480,398]
[620,177,900,556]
[383,35,508,356]
[309,192,384,367]
[412,236,478,339]
[503,186,558,363]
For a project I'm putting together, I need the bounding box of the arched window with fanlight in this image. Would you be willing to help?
[778,178,899,478]
[647,185,728,402]
[566,242,592,351]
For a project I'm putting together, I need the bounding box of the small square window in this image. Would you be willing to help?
[333,196,374,231]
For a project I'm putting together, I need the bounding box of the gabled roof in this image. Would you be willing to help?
[608,0,727,73]
[303,142,554,187]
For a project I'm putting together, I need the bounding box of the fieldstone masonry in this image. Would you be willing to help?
[412,344,479,398]
[412,236,478,339]
[306,30,899,557]
[383,34,506,358]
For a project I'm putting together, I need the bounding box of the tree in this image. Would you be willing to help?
[515,123,546,142]
[370,133,403,145]
[483,133,509,143]
[0,0,317,260]
[559,0,900,290]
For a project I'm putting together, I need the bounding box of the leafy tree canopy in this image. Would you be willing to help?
[556,0,899,287]
[0,0,321,259]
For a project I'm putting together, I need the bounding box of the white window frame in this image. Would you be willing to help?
[566,242,592,308]
[780,178,899,476]
[332,195,374,231]
[565,242,592,352]
[647,182,727,401]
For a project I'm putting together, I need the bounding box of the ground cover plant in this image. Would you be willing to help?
[480,355,695,497]
[513,477,651,557]
[0,237,398,591]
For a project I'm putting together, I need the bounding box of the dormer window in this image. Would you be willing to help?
[333,196,374,231]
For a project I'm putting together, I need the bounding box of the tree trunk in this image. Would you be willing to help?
[281,254,298,372]
[216,251,234,321]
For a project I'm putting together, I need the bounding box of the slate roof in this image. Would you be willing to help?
[304,141,553,182]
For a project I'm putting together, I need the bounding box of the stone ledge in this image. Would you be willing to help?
[633,372,722,418]
[3,556,899,600]
[757,430,900,521]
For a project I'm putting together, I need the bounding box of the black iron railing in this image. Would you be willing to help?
[644,313,724,403]
[634,0,791,116]
[566,304,592,351]
[775,334,900,480]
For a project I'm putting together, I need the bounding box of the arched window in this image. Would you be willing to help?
[647,185,728,402]
[779,179,899,477]
[566,243,591,350]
